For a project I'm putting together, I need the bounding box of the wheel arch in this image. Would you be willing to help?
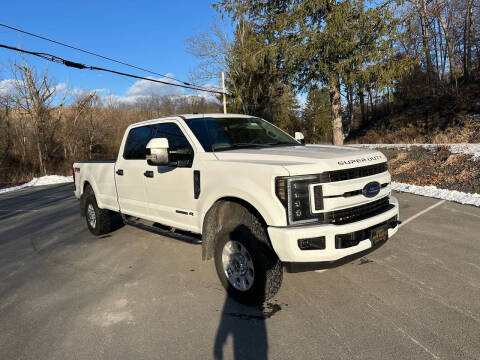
[201,196,270,261]
[80,180,93,216]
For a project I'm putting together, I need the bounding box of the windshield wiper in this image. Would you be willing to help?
[213,143,271,152]
[267,141,300,147]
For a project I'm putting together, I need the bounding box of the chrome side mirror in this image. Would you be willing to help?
[295,132,305,145]
[146,138,169,166]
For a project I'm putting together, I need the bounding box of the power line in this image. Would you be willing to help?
[0,43,226,95]
[0,22,217,91]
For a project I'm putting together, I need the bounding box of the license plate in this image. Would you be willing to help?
[370,225,388,245]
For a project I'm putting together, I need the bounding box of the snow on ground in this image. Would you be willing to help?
[349,143,480,160]
[392,182,480,207]
[0,175,73,195]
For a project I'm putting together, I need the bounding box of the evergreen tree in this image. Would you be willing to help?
[226,19,300,133]
[302,86,332,143]
[215,0,404,145]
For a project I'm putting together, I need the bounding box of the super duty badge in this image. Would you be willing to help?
[337,155,383,166]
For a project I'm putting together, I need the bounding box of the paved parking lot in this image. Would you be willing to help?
[0,184,479,359]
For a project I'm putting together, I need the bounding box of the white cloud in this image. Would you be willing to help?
[70,87,109,96]
[0,73,219,107]
[101,94,140,106]
[0,80,109,101]
[97,76,221,106]
[0,79,20,96]
[55,82,67,92]
[192,82,222,103]
[126,74,183,97]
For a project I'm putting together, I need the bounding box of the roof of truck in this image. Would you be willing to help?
[179,113,253,120]
[131,113,253,127]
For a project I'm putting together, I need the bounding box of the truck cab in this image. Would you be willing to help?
[74,114,399,305]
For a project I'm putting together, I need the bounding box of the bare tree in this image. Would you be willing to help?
[434,0,458,90]
[185,19,231,84]
[463,0,474,81]
[0,91,13,164]
[13,59,65,175]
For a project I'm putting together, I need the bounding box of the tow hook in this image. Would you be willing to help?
[388,219,402,228]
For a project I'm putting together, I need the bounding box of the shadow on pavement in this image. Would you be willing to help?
[214,296,268,360]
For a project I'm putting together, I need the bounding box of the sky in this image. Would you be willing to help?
[0,0,231,104]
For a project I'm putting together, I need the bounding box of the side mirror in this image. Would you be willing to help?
[146,138,169,166]
[295,132,305,145]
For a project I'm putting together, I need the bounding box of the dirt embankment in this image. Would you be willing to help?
[378,146,480,194]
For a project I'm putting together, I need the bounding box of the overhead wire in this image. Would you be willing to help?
[0,43,226,95]
[0,22,223,93]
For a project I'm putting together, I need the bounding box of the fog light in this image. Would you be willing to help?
[298,237,326,250]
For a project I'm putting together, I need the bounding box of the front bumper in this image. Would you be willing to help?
[268,196,399,262]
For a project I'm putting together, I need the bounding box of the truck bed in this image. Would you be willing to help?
[75,159,116,163]
[73,160,119,212]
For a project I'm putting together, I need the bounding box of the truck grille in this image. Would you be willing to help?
[324,197,392,225]
[328,163,388,182]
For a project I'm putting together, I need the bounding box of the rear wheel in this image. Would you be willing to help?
[213,205,282,305]
[84,187,112,235]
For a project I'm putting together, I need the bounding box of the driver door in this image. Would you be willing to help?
[143,121,198,231]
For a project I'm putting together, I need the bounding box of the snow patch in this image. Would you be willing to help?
[348,143,480,160]
[0,175,73,194]
[392,182,480,207]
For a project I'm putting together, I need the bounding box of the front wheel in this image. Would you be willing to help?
[214,212,282,305]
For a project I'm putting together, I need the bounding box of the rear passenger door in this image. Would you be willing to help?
[115,125,152,218]
[143,122,198,231]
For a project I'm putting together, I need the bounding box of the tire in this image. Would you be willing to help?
[84,186,112,236]
[213,205,282,306]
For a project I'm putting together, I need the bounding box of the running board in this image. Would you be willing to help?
[122,215,202,245]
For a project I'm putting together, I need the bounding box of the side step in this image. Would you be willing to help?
[122,215,202,245]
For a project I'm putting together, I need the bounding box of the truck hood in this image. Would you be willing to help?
[213,145,387,175]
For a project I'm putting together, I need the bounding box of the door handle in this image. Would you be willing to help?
[116,169,124,176]
[144,170,154,178]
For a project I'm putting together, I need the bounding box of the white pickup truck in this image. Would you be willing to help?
[73,113,399,305]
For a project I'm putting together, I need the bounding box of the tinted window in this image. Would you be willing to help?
[184,117,298,152]
[153,123,192,151]
[123,126,153,159]
[185,118,210,151]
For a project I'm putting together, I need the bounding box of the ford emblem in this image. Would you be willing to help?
[363,182,381,198]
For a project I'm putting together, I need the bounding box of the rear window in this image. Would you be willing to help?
[123,126,153,159]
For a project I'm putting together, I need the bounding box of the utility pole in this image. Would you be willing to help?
[222,72,227,114]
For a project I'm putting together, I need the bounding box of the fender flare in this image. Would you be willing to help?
[79,179,102,216]
[201,197,270,261]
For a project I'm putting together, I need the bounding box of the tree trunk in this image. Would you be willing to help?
[346,84,354,132]
[368,88,374,113]
[433,19,440,82]
[437,18,446,80]
[435,0,457,90]
[358,90,366,125]
[463,0,473,81]
[36,140,46,176]
[329,80,343,146]
[420,0,433,95]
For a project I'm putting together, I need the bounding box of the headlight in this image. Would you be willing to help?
[275,175,324,225]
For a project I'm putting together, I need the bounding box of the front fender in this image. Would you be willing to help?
[198,182,286,232]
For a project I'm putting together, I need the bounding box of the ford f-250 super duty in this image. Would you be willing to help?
[73,113,400,305]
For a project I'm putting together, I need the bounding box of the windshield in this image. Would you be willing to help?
[184,117,300,152]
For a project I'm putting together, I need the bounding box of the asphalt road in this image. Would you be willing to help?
[0,184,479,360]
